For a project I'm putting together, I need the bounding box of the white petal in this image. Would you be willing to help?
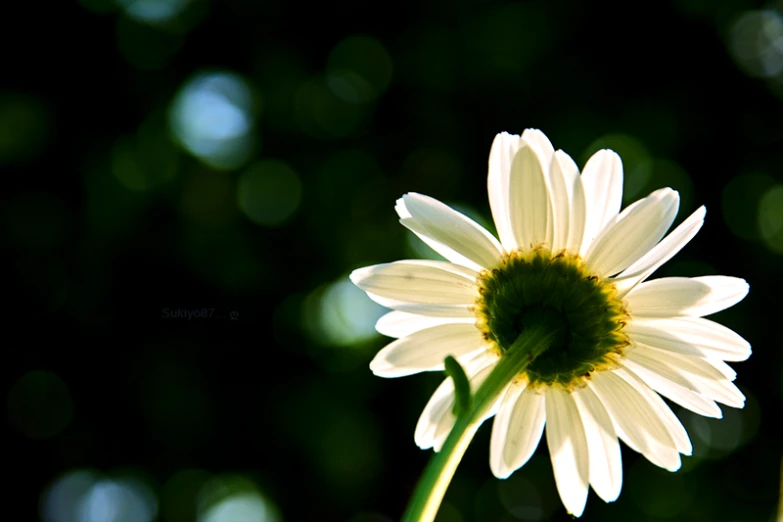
[415,376,457,450]
[687,373,745,408]
[614,368,691,455]
[613,206,706,296]
[628,343,733,383]
[650,353,745,408]
[366,292,475,318]
[375,311,475,338]
[398,193,504,271]
[491,385,547,478]
[489,380,527,478]
[548,154,569,253]
[589,371,681,471]
[625,276,750,317]
[627,344,744,406]
[705,358,737,381]
[545,387,589,517]
[414,355,497,450]
[549,150,585,253]
[579,150,623,254]
[399,218,485,272]
[521,128,555,167]
[509,146,553,250]
[571,385,623,503]
[395,197,412,218]
[585,188,680,277]
[626,317,751,362]
[415,374,454,449]
[369,323,484,377]
[350,260,478,305]
[624,346,696,389]
[623,356,722,419]
[488,132,523,251]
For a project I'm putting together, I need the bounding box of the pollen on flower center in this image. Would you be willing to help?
[475,247,630,391]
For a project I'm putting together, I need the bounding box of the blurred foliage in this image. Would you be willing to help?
[4,0,783,521]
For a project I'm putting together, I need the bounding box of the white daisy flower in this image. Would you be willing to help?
[350,129,750,517]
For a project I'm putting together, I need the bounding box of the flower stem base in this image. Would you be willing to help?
[401,324,556,522]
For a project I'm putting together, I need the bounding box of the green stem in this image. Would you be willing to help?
[777,453,783,522]
[401,325,555,522]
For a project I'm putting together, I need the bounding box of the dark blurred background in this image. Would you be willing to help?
[4,0,783,521]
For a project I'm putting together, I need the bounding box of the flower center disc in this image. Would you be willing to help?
[475,247,630,390]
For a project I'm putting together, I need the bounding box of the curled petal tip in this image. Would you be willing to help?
[368,360,400,378]
[349,267,368,285]
[658,187,679,197]
[395,198,411,219]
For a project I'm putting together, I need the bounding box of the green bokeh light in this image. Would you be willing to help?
[111,120,180,192]
[316,408,383,499]
[758,184,783,254]
[629,464,693,519]
[496,474,542,520]
[162,469,211,522]
[685,386,760,459]
[722,173,777,241]
[295,76,370,139]
[180,168,238,228]
[237,159,302,227]
[0,93,49,164]
[7,371,73,439]
[326,35,393,103]
[84,156,151,240]
[197,475,280,522]
[729,10,783,78]
[302,278,386,349]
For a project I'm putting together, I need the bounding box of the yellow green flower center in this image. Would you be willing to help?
[475,247,630,391]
